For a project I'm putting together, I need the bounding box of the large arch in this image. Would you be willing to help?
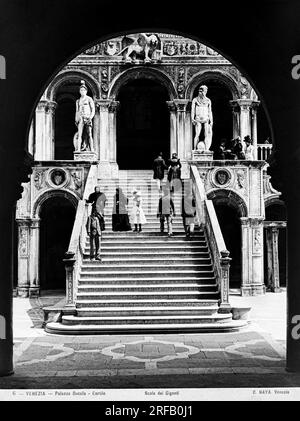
[33,189,78,219]
[108,66,177,100]
[186,70,240,100]
[2,3,300,375]
[207,188,248,217]
[45,69,101,101]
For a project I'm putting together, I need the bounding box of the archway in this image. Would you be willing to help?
[214,203,242,288]
[39,196,76,291]
[208,189,247,289]
[116,78,170,169]
[191,79,233,153]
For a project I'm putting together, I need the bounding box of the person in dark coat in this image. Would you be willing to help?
[86,186,107,231]
[86,209,102,261]
[112,187,131,231]
[157,187,175,237]
[167,153,182,194]
[214,139,226,160]
[233,136,246,159]
[224,138,237,159]
[153,152,167,191]
[182,182,196,238]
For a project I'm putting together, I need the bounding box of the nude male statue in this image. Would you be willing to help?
[75,80,95,152]
[191,85,213,151]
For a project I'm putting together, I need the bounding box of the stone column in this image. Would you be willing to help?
[96,99,113,178]
[16,219,31,297]
[229,100,240,139]
[28,218,40,296]
[108,100,120,178]
[238,99,252,141]
[166,101,177,157]
[266,227,273,290]
[251,101,260,159]
[270,227,281,292]
[219,250,232,313]
[240,217,250,291]
[93,97,101,160]
[240,217,265,296]
[174,99,189,178]
[35,100,57,160]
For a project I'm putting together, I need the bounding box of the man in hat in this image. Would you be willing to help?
[153,152,167,192]
[86,209,102,261]
[86,186,107,231]
[191,85,213,151]
[75,80,95,152]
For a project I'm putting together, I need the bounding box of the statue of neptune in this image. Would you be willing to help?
[191,85,213,151]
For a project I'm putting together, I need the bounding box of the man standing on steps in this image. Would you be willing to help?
[86,186,107,231]
[182,181,196,239]
[153,152,167,192]
[86,209,102,261]
[157,187,175,237]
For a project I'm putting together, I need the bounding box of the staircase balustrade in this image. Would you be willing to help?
[191,165,231,313]
[63,164,98,308]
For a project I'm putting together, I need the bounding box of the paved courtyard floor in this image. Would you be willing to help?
[1,288,300,390]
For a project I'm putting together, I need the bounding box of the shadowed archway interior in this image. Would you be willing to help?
[116,78,170,169]
[39,196,76,290]
[213,203,241,288]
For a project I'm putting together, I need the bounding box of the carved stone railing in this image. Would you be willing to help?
[190,165,231,313]
[63,164,98,310]
[257,143,273,161]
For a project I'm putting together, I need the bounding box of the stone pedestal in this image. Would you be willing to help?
[240,217,266,296]
[191,150,214,161]
[74,151,97,161]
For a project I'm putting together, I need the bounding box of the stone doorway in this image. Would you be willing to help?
[116,78,170,169]
[214,203,242,288]
[39,196,76,291]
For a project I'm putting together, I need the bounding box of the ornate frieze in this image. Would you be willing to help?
[100,66,109,99]
[32,166,86,198]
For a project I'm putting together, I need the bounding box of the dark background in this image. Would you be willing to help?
[1,0,300,371]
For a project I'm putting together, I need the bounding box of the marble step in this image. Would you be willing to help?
[76,291,219,300]
[61,313,232,326]
[75,299,219,308]
[81,257,212,265]
[78,276,216,285]
[45,319,248,334]
[77,283,218,293]
[82,251,210,258]
[76,306,219,317]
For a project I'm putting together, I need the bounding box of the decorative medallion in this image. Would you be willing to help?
[214,169,231,186]
[49,169,67,187]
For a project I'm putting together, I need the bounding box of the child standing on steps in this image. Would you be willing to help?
[130,188,147,232]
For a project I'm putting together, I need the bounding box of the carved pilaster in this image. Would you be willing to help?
[218,250,232,313]
[63,252,76,306]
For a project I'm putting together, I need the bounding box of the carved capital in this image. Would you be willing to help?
[166,100,176,112]
[36,100,57,114]
[95,99,111,112]
[173,99,189,112]
[248,217,264,227]
[240,217,250,227]
[108,100,120,113]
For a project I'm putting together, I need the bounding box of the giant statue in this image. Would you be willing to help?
[119,33,159,63]
[74,80,95,152]
[191,85,213,151]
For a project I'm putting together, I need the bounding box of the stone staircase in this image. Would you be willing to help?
[46,170,245,333]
